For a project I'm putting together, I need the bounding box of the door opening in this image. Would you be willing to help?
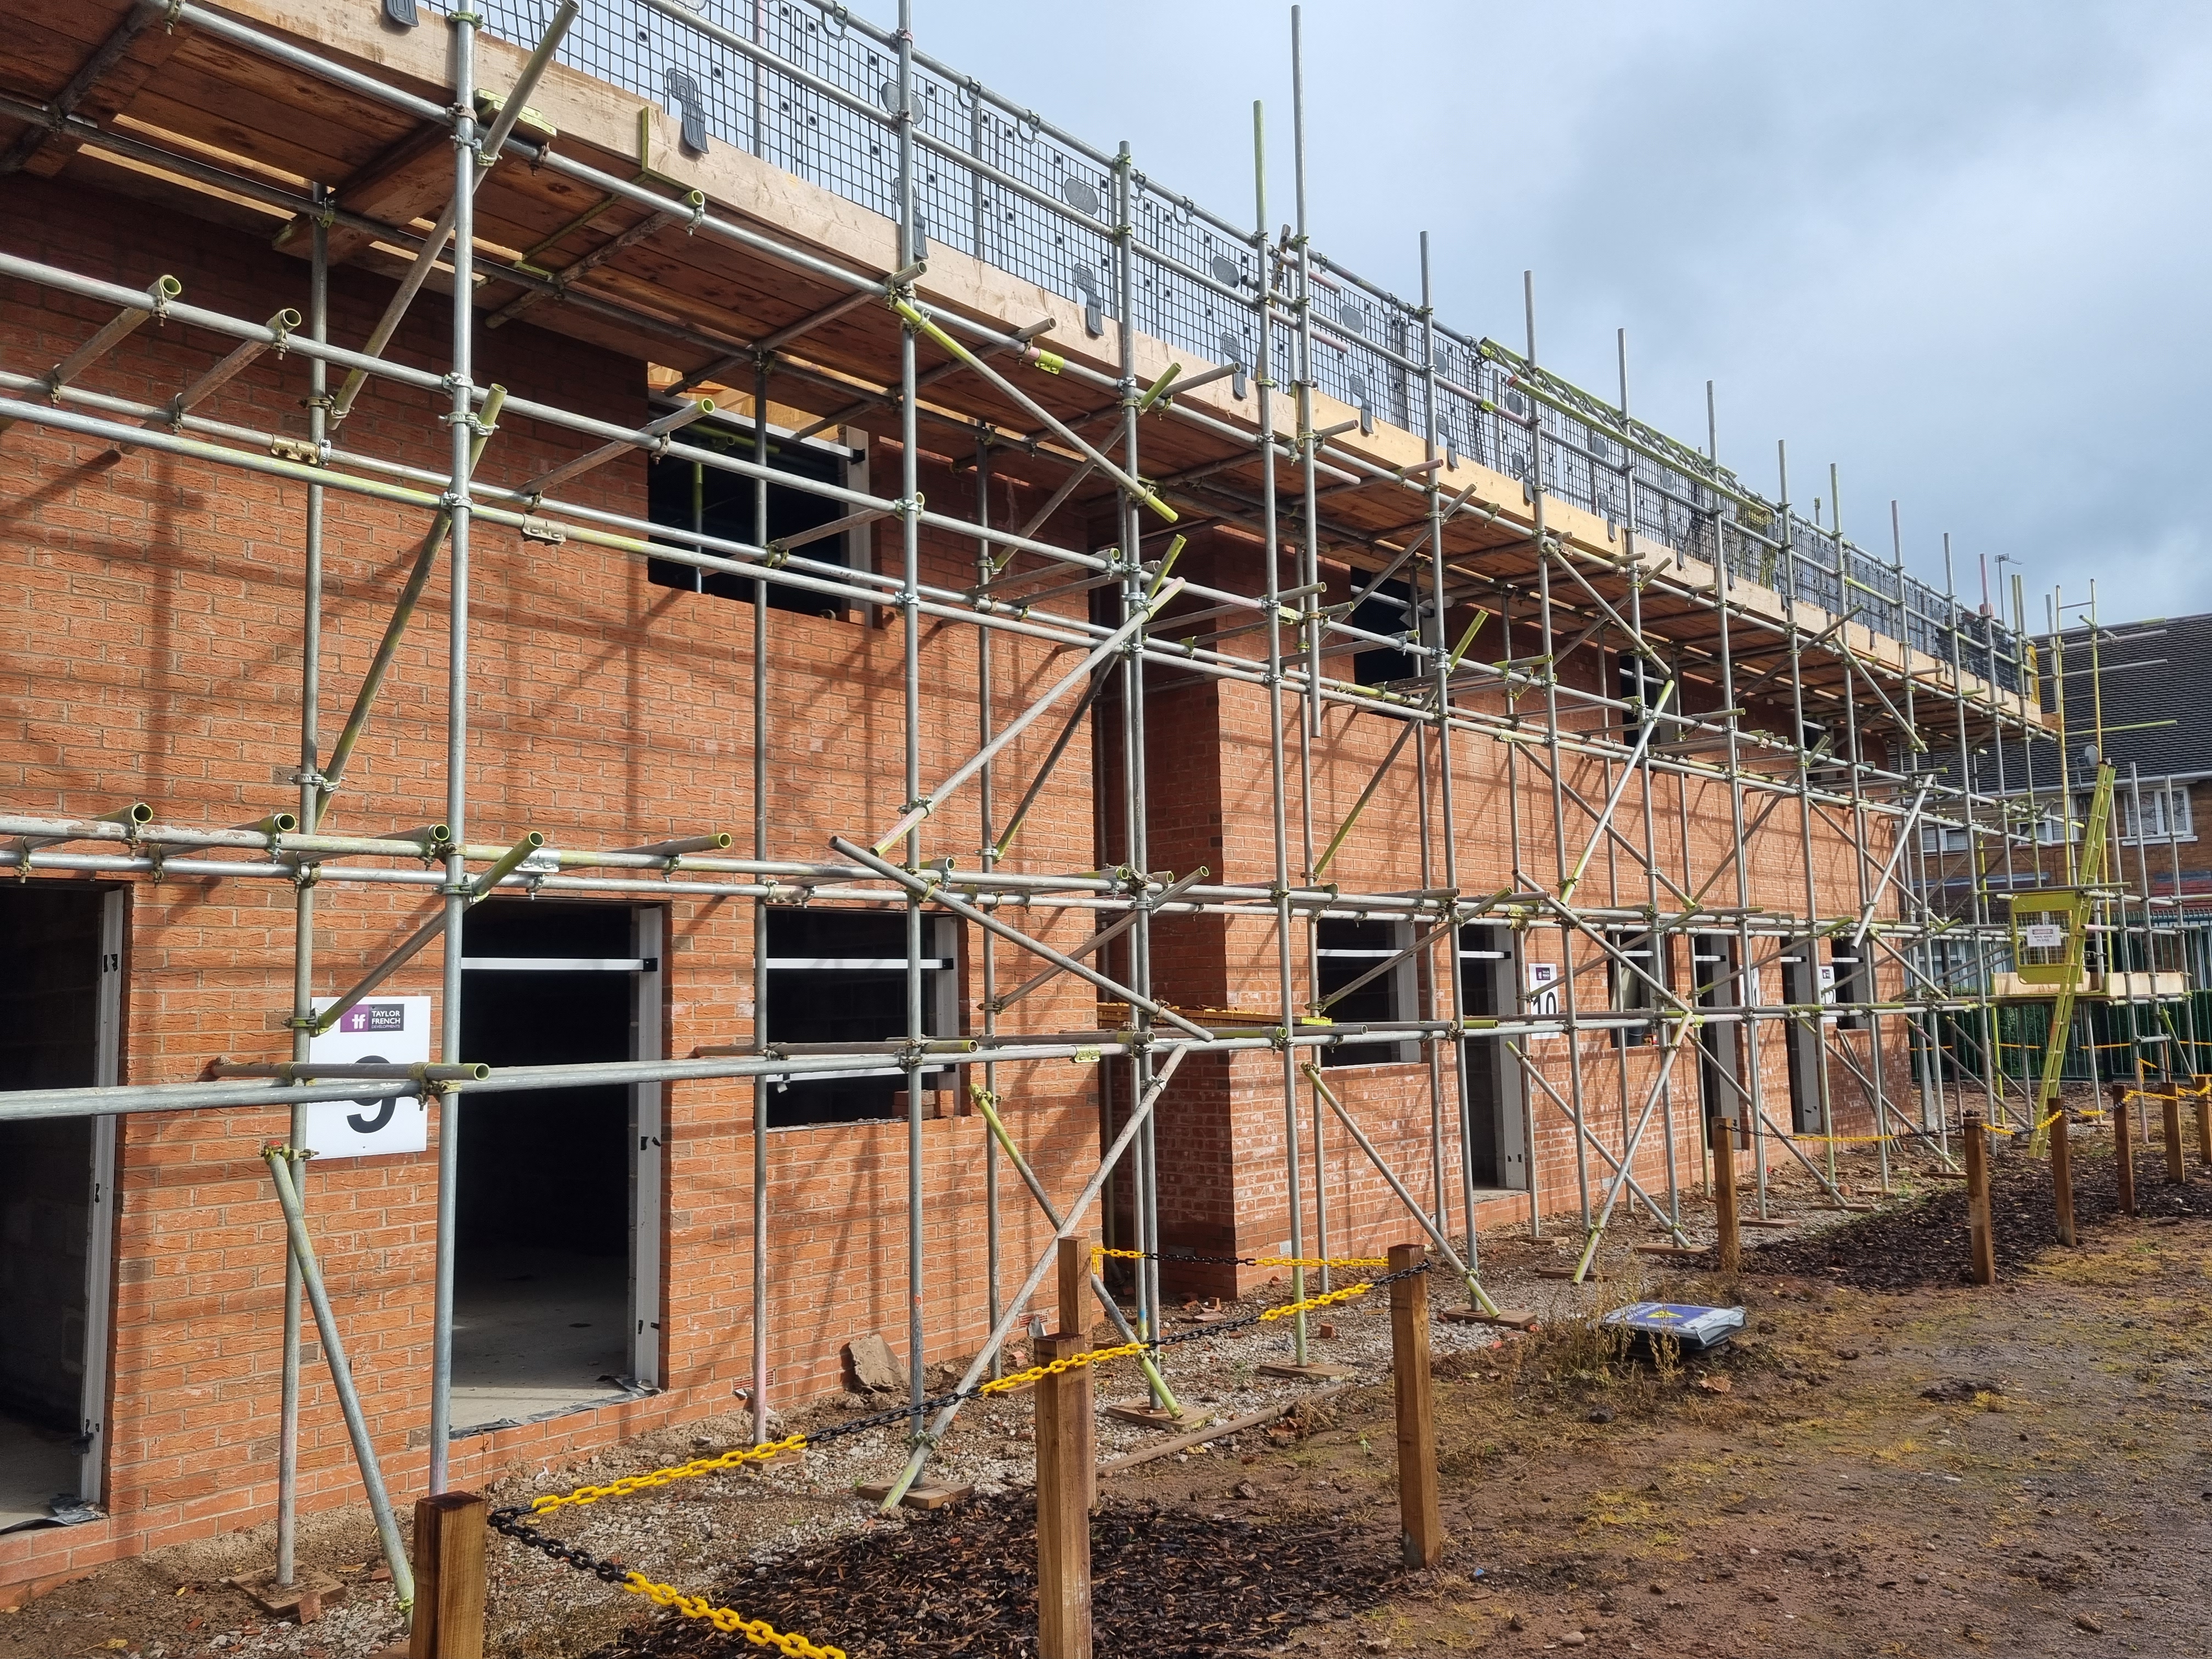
[452,899,661,1430]
[1692,934,1746,1148]
[1779,939,1825,1133]
[1457,923,1527,1190]
[0,884,121,1531]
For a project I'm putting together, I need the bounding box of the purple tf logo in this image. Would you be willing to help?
[340,1003,407,1034]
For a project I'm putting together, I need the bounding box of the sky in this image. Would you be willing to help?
[887,0,2212,629]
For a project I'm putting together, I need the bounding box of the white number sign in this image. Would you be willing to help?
[302,996,432,1159]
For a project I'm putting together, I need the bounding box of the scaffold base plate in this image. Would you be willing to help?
[1103,1402,1188,1427]
[854,1481,972,1510]
[228,1572,345,1622]
[1442,1306,1539,1330]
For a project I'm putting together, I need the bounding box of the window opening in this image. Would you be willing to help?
[647,416,856,617]
[1827,939,1869,1030]
[1350,578,1421,689]
[1316,917,1414,1067]
[1608,928,1667,1045]
[1778,939,1824,1133]
[1691,934,1744,1146]
[761,907,961,1127]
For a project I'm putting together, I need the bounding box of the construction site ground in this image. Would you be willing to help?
[9,1130,2212,1658]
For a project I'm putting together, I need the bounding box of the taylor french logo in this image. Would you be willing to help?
[340,1003,407,1034]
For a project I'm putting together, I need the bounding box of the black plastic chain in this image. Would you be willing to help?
[488,1507,637,1584]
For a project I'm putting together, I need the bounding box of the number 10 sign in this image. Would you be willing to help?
[303,996,432,1159]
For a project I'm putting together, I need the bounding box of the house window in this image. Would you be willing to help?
[2117,785,2193,844]
[2032,809,2074,845]
[1918,822,1971,854]
[647,416,859,617]
[1314,917,1414,1066]
[759,908,960,1127]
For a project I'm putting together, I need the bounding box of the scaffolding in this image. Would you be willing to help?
[0,0,2146,1575]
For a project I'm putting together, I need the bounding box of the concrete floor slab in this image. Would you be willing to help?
[0,1411,77,1534]
[450,1244,631,1430]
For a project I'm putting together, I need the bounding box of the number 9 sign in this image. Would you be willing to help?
[302,996,432,1159]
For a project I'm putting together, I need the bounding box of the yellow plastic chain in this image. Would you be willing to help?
[979,1338,1149,1395]
[622,1572,845,1659]
[528,1434,809,1517]
[1988,1110,2066,1139]
[1259,1279,1376,1321]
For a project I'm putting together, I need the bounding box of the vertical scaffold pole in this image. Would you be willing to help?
[274,184,331,1588]
[893,0,927,1433]
[975,433,1002,1375]
[749,353,772,1447]
[1261,83,1308,1367]
[1420,242,1479,1290]
[1110,136,1166,1380]
[429,5,479,1496]
[1525,274,1592,1233]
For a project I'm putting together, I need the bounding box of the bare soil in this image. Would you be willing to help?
[11,1136,2212,1658]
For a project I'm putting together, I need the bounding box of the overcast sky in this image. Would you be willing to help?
[896,1,2212,630]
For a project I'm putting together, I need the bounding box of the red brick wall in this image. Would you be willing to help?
[0,176,1102,1593]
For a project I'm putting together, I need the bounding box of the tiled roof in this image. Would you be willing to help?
[1964,610,2211,794]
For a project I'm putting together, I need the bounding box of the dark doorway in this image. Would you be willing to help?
[1692,934,1745,1147]
[0,885,118,1529]
[452,899,659,1427]
[1457,923,1526,1190]
[1779,939,1825,1133]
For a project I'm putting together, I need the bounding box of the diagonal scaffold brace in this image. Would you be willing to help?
[876,1045,1192,1511]
[1300,1066,1503,1316]
[966,1082,1183,1416]
[261,1147,417,1613]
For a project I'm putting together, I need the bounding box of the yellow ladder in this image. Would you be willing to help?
[2031,764,2115,1148]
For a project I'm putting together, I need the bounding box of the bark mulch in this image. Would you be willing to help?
[1742,1146,2212,1290]
[590,1494,1402,1659]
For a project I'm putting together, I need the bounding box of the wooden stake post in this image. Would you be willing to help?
[1055,1236,1096,1513]
[1962,1114,1996,1286]
[1711,1113,1741,1274]
[2197,1077,2212,1167]
[2049,1107,2076,1248]
[2113,1090,2137,1216]
[1387,1243,1443,1568]
[2162,1082,2187,1184]
[1057,1235,1089,1339]
[408,1492,487,1659]
[1035,1332,1093,1659]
